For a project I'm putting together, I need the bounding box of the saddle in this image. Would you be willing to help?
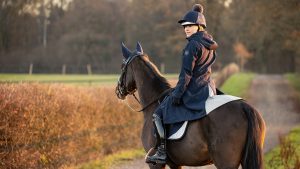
[167,89,241,140]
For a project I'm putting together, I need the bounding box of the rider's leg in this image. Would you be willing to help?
[146,113,167,164]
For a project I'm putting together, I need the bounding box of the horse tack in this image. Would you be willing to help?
[116,54,140,98]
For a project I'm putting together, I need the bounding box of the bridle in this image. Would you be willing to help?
[116,53,140,99]
[115,53,172,112]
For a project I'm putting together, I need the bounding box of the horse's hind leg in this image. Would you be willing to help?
[209,131,244,169]
[207,105,247,169]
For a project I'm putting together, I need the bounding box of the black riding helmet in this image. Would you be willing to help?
[178,4,206,28]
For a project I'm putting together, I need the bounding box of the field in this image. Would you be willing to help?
[0,73,179,85]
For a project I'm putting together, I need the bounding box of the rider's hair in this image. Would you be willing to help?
[198,25,204,32]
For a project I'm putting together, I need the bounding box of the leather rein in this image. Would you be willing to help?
[116,54,172,112]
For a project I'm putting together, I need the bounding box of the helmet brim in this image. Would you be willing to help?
[179,21,198,26]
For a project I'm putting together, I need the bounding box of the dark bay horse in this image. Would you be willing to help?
[116,42,266,169]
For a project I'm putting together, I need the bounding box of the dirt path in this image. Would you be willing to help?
[111,75,300,169]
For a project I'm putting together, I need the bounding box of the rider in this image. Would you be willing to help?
[146,4,218,164]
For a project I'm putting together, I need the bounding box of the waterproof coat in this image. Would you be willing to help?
[156,31,217,124]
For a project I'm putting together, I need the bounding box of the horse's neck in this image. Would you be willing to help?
[134,63,170,112]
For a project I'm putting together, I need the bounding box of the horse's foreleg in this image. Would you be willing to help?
[168,164,182,169]
[147,163,182,169]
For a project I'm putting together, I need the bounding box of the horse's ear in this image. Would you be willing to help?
[136,41,143,54]
[121,42,132,59]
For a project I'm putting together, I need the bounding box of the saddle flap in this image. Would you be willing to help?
[167,121,188,140]
[167,94,242,140]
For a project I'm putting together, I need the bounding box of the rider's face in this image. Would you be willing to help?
[184,25,198,38]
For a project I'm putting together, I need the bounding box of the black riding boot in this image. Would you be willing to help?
[146,114,166,164]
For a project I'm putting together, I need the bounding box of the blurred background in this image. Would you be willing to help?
[0,0,299,74]
[0,0,300,169]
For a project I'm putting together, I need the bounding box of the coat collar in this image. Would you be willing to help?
[186,31,204,41]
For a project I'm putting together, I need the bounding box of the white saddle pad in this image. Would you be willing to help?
[168,94,242,140]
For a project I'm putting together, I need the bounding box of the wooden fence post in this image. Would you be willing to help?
[160,63,165,74]
[29,63,33,75]
[62,64,66,75]
[87,64,92,75]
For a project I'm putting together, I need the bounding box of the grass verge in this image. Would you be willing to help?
[264,126,300,169]
[285,73,300,91]
[286,73,300,101]
[78,149,145,169]
[220,73,255,97]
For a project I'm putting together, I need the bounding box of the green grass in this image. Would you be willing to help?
[0,73,178,85]
[264,126,300,169]
[78,149,145,169]
[286,73,300,92]
[0,74,119,83]
[220,73,255,97]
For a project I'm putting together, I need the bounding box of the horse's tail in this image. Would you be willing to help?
[241,101,266,169]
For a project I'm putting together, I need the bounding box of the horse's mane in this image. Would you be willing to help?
[140,54,172,89]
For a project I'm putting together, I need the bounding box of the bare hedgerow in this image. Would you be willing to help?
[268,135,300,169]
[0,83,143,169]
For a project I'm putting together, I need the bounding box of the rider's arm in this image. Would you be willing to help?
[172,41,200,99]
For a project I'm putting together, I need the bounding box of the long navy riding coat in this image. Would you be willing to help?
[156,31,217,124]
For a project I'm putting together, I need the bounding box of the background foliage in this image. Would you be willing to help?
[0,0,299,73]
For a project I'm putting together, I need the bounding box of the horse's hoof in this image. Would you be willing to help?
[145,159,157,164]
[145,158,166,165]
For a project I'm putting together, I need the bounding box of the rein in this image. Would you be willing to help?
[116,53,172,112]
[126,88,173,112]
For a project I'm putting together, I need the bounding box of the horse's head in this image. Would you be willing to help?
[115,42,144,100]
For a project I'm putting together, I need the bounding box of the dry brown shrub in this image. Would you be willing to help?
[214,63,240,87]
[268,135,300,169]
[0,83,143,168]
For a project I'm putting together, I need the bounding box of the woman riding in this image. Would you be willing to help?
[146,4,218,164]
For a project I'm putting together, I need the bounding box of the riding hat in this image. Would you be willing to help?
[178,4,206,28]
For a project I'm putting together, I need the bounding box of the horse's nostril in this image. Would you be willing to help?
[116,91,126,100]
[119,94,126,100]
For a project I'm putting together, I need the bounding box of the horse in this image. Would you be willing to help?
[115,42,266,169]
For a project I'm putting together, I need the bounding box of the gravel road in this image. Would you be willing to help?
[111,75,300,169]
